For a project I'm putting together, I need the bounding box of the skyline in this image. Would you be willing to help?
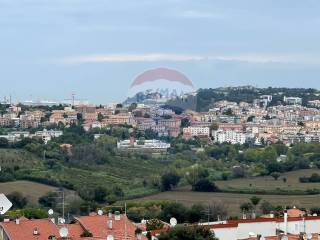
[1,0,320,103]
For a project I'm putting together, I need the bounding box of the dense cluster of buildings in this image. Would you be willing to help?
[0,212,146,240]
[1,207,320,240]
[180,96,320,146]
[0,94,320,147]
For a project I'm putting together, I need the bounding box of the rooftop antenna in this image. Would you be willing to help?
[71,92,75,107]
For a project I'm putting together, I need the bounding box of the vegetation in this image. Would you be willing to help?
[158,225,218,240]
[196,87,320,111]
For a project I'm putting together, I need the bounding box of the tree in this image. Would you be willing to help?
[271,172,281,181]
[158,225,218,240]
[260,201,275,215]
[39,192,59,209]
[97,113,104,122]
[0,137,9,148]
[7,192,28,209]
[232,166,246,178]
[146,219,164,231]
[250,196,261,218]
[181,118,190,128]
[207,201,228,221]
[187,204,205,223]
[161,172,180,191]
[192,179,219,192]
[94,186,108,203]
[240,202,253,215]
[250,196,261,207]
[161,202,187,223]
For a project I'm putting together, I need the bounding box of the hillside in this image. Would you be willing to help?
[0,148,168,200]
[163,86,320,112]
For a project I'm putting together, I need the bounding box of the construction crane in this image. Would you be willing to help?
[63,92,88,107]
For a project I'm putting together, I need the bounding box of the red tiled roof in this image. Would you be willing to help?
[210,222,238,229]
[1,214,146,240]
[75,214,147,240]
[1,219,57,240]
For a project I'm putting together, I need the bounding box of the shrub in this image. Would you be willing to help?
[192,179,219,192]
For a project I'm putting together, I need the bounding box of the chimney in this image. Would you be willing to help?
[108,211,112,219]
[33,227,39,235]
[130,137,135,146]
[114,211,121,221]
[108,220,113,229]
[15,219,20,225]
[284,210,288,235]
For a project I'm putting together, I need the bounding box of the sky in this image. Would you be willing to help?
[1,0,320,103]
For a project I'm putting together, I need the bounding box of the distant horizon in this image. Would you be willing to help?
[3,84,319,106]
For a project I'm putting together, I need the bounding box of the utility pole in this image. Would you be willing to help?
[125,202,127,240]
[62,191,65,220]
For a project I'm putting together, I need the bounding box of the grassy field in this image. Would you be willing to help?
[0,181,78,205]
[215,169,320,193]
[0,148,169,198]
[137,169,320,216]
[138,190,320,216]
[0,149,42,168]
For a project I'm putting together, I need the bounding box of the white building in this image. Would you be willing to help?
[284,96,302,105]
[183,126,210,138]
[117,139,170,151]
[34,129,63,144]
[209,215,320,240]
[0,131,30,142]
[213,130,246,145]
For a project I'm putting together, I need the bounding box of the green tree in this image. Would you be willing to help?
[250,196,261,218]
[0,137,9,148]
[271,172,281,181]
[158,225,218,240]
[38,192,59,209]
[161,172,180,191]
[7,192,28,209]
[192,179,219,192]
[94,186,108,203]
[260,201,275,215]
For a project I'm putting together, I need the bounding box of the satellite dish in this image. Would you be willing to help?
[59,227,69,237]
[59,218,66,224]
[48,209,54,215]
[98,209,103,216]
[249,232,256,237]
[170,217,177,227]
[306,233,313,240]
[107,235,114,240]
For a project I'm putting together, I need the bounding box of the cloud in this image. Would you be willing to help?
[61,53,206,64]
[60,53,320,65]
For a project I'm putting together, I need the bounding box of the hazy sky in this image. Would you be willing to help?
[1,0,320,103]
